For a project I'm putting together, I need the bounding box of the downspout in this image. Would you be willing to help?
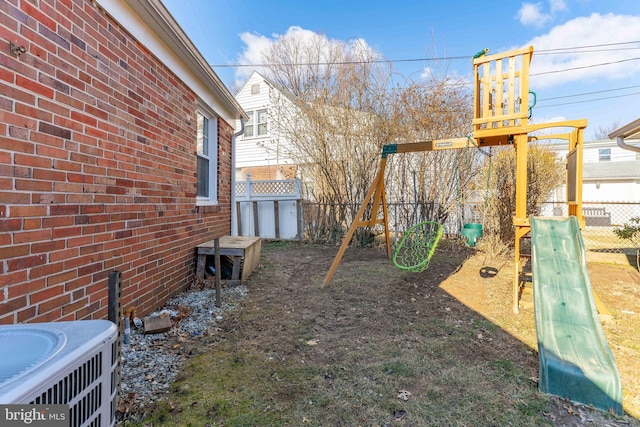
[609,118,640,153]
[231,118,245,236]
[614,137,640,153]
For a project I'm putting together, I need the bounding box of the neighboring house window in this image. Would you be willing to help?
[251,83,260,94]
[598,148,611,162]
[197,110,218,203]
[244,109,268,138]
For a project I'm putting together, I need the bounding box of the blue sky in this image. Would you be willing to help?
[162,0,640,139]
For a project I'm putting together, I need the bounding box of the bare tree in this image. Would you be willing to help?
[483,146,565,244]
[261,32,479,242]
[592,120,620,140]
[385,77,479,227]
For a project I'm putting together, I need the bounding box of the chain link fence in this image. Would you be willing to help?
[300,198,640,257]
[301,199,466,246]
[541,201,640,254]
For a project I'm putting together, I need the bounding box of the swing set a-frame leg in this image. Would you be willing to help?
[322,158,390,288]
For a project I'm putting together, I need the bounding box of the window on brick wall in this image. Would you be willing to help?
[197,109,218,204]
[244,109,267,138]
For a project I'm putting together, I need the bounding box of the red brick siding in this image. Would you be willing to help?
[240,165,298,181]
[0,1,233,324]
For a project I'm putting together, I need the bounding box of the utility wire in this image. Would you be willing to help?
[210,40,640,68]
[535,40,640,53]
[538,84,640,101]
[541,47,640,55]
[218,40,640,107]
[211,56,469,68]
[531,56,640,76]
[535,91,640,108]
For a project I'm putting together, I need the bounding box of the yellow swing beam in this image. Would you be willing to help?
[321,138,474,288]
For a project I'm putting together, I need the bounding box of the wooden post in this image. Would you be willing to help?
[296,199,303,240]
[236,201,243,236]
[381,175,391,258]
[323,157,387,287]
[252,201,259,237]
[274,200,280,239]
[195,252,206,279]
[214,238,221,308]
[513,225,530,314]
[512,133,529,314]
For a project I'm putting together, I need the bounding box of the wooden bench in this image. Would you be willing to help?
[583,207,611,227]
[195,236,261,284]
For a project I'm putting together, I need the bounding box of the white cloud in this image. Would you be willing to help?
[234,26,381,87]
[235,31,274,84]
[549,0,567,13]
[526,13,640,89]
[517,0,568,27]
[517,3,551,27]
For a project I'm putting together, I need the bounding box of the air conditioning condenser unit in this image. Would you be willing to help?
[0,320,118,427]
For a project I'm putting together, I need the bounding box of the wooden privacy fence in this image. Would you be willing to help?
[234,176,303,240]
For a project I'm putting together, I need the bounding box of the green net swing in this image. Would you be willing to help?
[392,221,444,272]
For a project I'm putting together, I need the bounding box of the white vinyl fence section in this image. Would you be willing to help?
[234,176,303,240]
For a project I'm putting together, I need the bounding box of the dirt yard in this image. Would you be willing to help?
[440,244,640,421]
[137,240,640,426]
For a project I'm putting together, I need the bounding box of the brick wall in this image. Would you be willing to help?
[0,1,233,323]
[240,165,298,181]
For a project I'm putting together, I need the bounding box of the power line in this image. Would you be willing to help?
[531,56,640,76]
[218,39,640,109]
[538,84,640,102]
[211,55,469,68]
[210,41,640,69]
[539,47,640,56]
[535,40,640,53]
[535,91,640,108]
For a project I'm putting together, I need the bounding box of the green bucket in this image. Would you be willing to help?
[461,222,483,247]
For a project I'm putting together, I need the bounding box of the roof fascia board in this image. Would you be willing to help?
[95,0,247,124]
[609,118,640,139]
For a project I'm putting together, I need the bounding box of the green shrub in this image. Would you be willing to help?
[613,217,640,249]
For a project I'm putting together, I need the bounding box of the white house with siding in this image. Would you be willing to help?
[547,139,640,200]
[544,138,640,224]
[234,71,298,181]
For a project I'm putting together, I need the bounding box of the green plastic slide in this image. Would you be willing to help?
[530,216,623,415]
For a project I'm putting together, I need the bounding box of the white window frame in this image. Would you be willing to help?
[598,148,611,162]
[196,106,218,205]
[243,108,268,139]
[256,109,268,136]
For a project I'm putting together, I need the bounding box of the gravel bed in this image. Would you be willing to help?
[116,284,248,425]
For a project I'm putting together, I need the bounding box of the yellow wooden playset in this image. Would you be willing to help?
[322,46,588,314]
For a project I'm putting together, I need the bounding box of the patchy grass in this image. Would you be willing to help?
[126,242,640,427]
[149,340,549,426]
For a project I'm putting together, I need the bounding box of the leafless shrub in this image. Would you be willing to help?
[482,146,564,244]
[261,34,479,244]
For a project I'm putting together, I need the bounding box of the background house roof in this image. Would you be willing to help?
[609,118,640,140]
[584,161,640,180]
